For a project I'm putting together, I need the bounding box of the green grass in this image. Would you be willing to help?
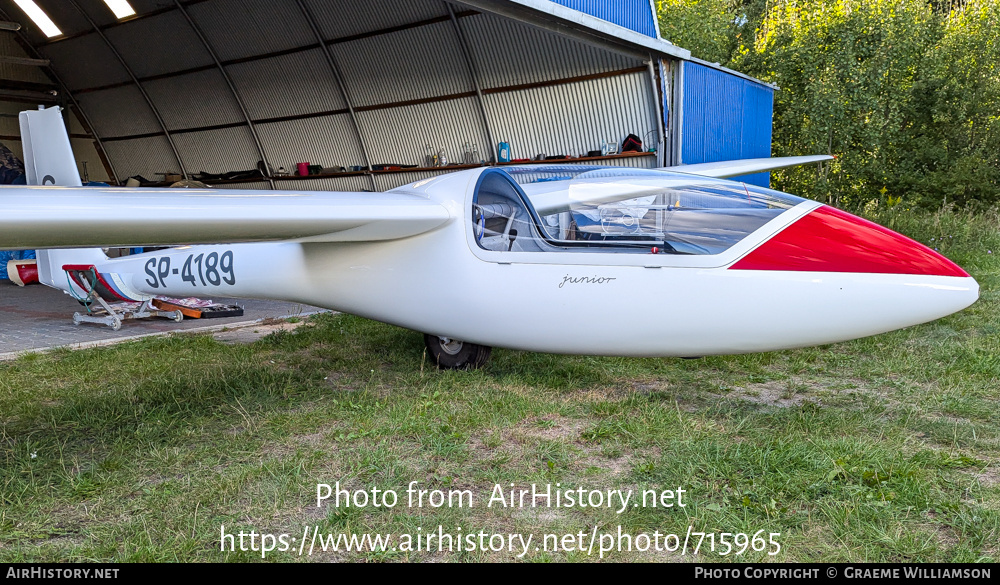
[1,207,998,562]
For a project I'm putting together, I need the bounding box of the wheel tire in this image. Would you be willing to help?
[172,310,184,323]
[110,318,122,331]
[424,334,491,370]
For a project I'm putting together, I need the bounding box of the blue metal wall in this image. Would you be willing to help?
[681,61,774,186]
[549,0,658,38]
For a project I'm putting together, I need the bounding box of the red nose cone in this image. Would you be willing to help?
[731,205,968,277]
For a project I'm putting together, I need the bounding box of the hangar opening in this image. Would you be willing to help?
[0,0,776,299]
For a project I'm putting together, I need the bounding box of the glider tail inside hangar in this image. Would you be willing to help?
[0,107,979,366]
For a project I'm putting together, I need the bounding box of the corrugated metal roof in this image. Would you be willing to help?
[32,0,96,37]
[39,33,130,90]
[101,134,182,178]
[0,102,24,115]
[457,0,689,60]
[0,139,22,161]
[104,9,213,77]
[227,48,347,120]
[70,0,126,27]
[330,20,471,108]
[374,169,457,191]
[256,114,365,171]
[128,0,177,12]
[22,0,772,191]
[548,0,657,38]
[214,180,272,190]
[0,112,19,138]
[69,137,111,182]
[272,175,372,192]
[485,70,656,162]
[142,68,244,130]
[186,0,315,61]
[0,34,51,83]
[65,108,88,134]
[76,85,164,137]
[171,125,259,173]
[460,12,640,89]
[594,155,656,169]
[303,0,448,41]
[357,97,489,167]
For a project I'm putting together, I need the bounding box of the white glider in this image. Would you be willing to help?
[0,108,977,368]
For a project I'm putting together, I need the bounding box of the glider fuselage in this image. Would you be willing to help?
[66,169,979,357]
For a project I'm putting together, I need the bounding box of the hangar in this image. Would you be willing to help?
[0,0,775,283]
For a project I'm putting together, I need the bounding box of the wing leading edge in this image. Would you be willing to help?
[0,186,451,250]
[524,155,833,216]
[661,155,833,179]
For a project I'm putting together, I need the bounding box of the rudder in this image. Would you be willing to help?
[19,106,105,290]
[19,106,83,187]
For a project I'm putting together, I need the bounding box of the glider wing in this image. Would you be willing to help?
[661,155,833,179]
[0,186,451,249]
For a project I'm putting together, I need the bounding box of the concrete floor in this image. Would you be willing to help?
[0,281,325,358]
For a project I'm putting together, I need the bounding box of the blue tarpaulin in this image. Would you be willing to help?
[0,141,29,279]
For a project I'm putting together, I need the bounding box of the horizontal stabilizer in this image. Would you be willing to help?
[0,186,451,249]
[663,155,833,179]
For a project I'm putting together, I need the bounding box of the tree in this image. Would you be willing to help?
[659,0,1000,208]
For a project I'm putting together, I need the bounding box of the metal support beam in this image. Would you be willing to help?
[0,55,48,66]
[294,0,376,190]
[0,78,56,92]
[172,0,274,188]
[0,5,120,184]
[67,0,186,179]
[647,58,666,167]
[446,2,497,163]
[0,89,55,103]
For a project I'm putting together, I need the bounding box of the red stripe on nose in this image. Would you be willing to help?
[730,206,968,277]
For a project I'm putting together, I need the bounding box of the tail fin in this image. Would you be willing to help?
[19,106,83,187]
[19,106,106,289]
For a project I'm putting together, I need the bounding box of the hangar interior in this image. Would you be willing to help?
[0,0,776,282]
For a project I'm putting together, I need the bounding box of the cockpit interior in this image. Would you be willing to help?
[471,167,805,255]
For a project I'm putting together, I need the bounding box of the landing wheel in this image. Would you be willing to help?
[172,310,184,323]
[424,334,491,370]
